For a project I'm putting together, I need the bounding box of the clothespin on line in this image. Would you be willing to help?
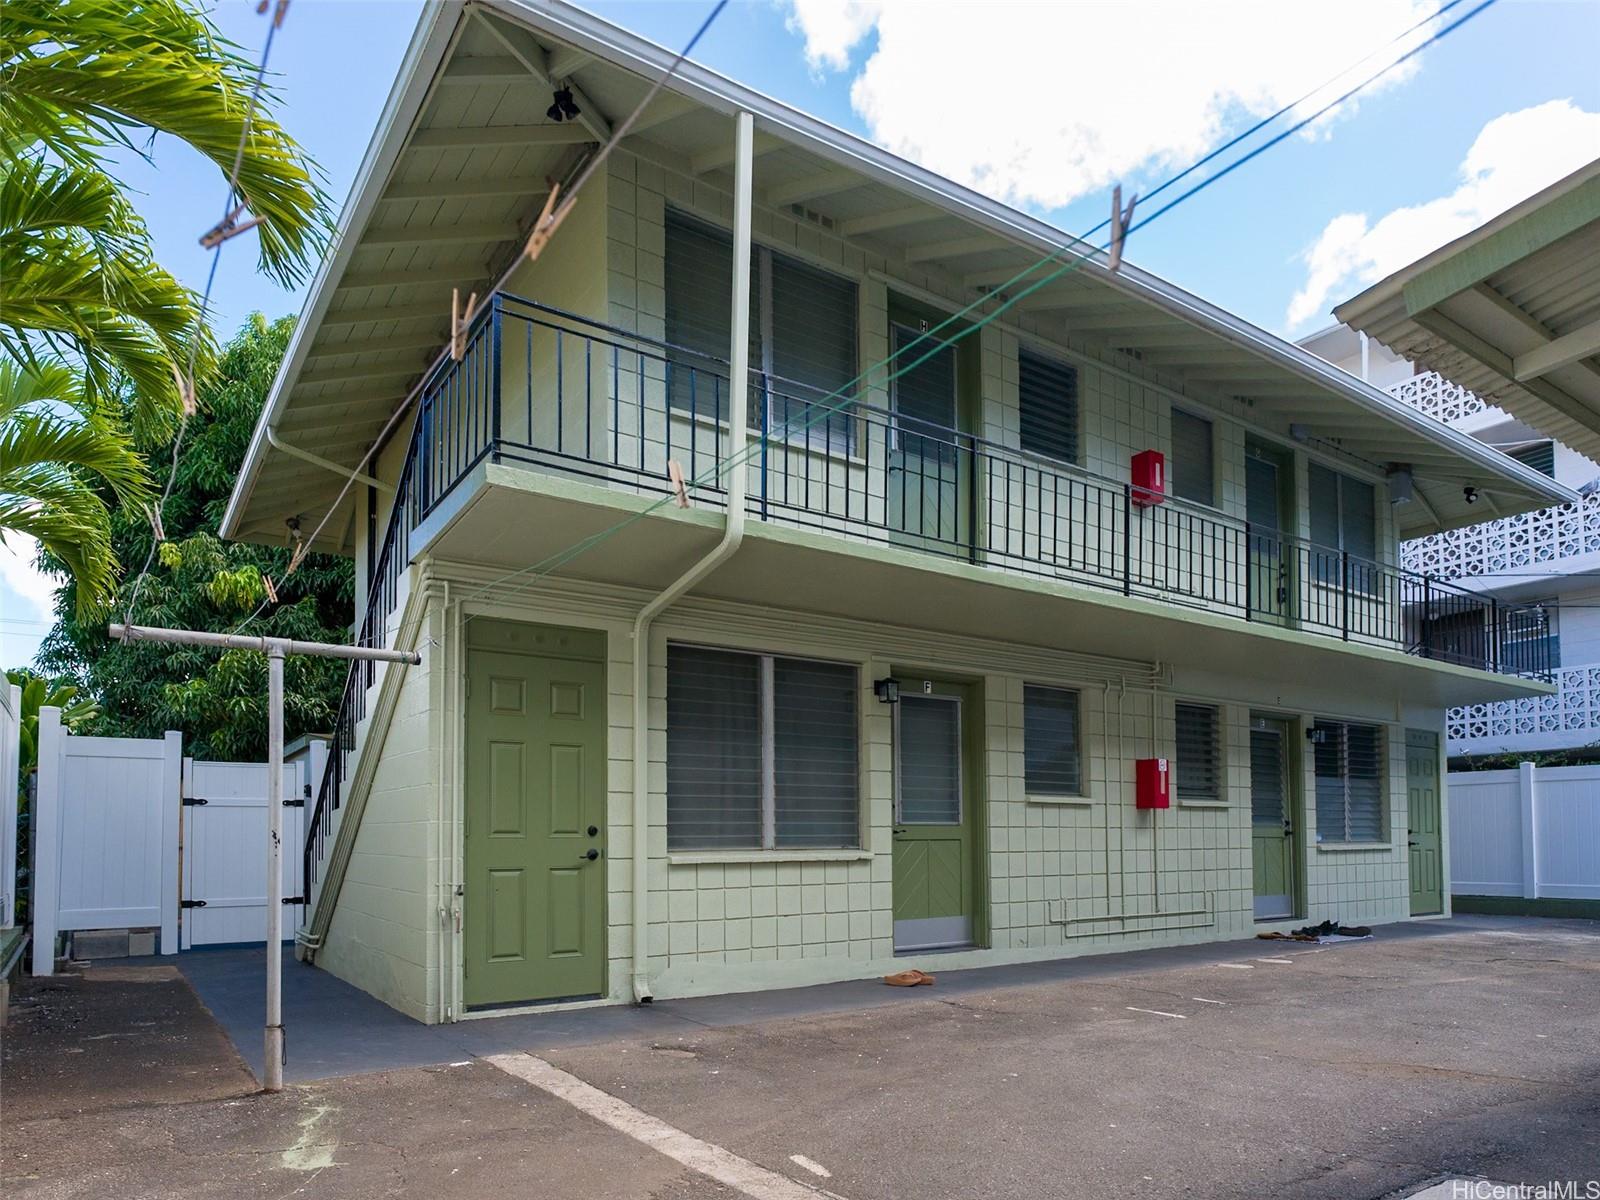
[523,181,574,264]
[1108,184,1138,273]
[451,288,479,362]
[170,362,197,417]
[199,201,265,251]
[145,503,166,544]
[666,460,691,508]
[255,0,291,28]
[262,574,280,605]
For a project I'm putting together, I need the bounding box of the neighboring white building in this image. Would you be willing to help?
[1302,325,1600,761]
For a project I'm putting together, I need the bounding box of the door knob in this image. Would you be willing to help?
[587,825,599,837]
[580,848,600,861]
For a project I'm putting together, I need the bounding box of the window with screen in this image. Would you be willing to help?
[663,211,858,450]
[1024,684,1082,796]
[1313,721,1384,843]
[1175,703,1221,802]
[1018,350,1079,464]
[667,644,859,850]
[663,212,741,423]
[1170,409,1214,506]
[1309,463,1377,586]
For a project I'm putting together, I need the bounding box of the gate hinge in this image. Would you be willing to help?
[181,899,207,908]
[282,895,305,905]
[182,796,209,807]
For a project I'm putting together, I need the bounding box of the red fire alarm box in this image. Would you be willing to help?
[1135,757,1170,809]
[1131,449,1165,507]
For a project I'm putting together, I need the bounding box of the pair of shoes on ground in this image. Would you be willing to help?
[883,968,936,987]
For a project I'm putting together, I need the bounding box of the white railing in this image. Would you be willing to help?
[1402,493,1600,580]
[1448,662,1600,755]
[1387,371,1487,423]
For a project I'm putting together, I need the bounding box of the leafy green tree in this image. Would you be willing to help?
[38,315,353,761]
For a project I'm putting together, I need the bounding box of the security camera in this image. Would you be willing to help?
[1463,486,1479,504]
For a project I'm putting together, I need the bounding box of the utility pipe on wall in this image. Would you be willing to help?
[629,110,755,1004]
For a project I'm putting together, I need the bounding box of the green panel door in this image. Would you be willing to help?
[1250,718,1298,920]
[1407,729,1443,915]
[893,683,976,952]
[465,637,606,1007]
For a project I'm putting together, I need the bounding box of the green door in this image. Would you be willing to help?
[464,626,607,1007]
[1407,729,1443,915]
[1246,449,1291,625]
[892,681,978,952]
[1250,717,1297,920]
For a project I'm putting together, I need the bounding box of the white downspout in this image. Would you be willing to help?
[629,110,754,1004]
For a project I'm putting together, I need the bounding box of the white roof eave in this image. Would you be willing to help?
[222,0,1576,539]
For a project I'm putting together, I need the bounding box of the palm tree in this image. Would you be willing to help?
[0,361,150,618]
[0,154,201,440]
[0,0,329,612]
[1,0,328,288]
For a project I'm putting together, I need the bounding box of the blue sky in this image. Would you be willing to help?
[5,0,1599,668]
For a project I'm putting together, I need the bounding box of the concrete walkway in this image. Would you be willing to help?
[177,916,1479,1084]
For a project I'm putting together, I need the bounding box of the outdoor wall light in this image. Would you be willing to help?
[546,86,581,123]
[874,677,901,705]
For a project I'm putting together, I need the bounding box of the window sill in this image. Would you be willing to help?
[1314,840,1392,852]
[667,848,874,866]
[1026,793,1095,807]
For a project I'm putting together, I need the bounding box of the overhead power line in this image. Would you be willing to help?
[123,0,294,631]
[273,0,732,588]
[446,0,1503,621]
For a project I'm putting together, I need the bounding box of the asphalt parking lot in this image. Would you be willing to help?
[3,916,1597,1200]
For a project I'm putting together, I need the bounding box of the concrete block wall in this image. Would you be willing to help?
[433,576,1427,1009]
[596,150,1396,609]
[317,601,442,1023]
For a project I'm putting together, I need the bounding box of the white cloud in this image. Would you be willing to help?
[0,533,56,669]
[1287,99,1600,329]
[786,0,1440,210]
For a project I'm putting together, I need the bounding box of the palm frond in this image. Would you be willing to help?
[0,0,331,287]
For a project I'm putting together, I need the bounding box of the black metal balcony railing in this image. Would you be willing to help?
[300,291,1553,904]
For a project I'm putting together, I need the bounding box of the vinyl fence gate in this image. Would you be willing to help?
[181,758,307,949]
[30,707,315,973]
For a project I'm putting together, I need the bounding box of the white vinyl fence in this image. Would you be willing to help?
[2,681,20,931]
[32,709,181,975]
[1449,763,1600,900]
[29,706,323,974]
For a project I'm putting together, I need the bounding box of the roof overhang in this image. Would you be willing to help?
[221,0,1577,553]
[1337,158,1600,464]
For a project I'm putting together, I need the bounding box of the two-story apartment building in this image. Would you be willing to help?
[1304,328,1600,763]
[221,0,1573,1023]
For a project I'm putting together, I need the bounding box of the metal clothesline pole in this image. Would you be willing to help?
[110,623,420,1092]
